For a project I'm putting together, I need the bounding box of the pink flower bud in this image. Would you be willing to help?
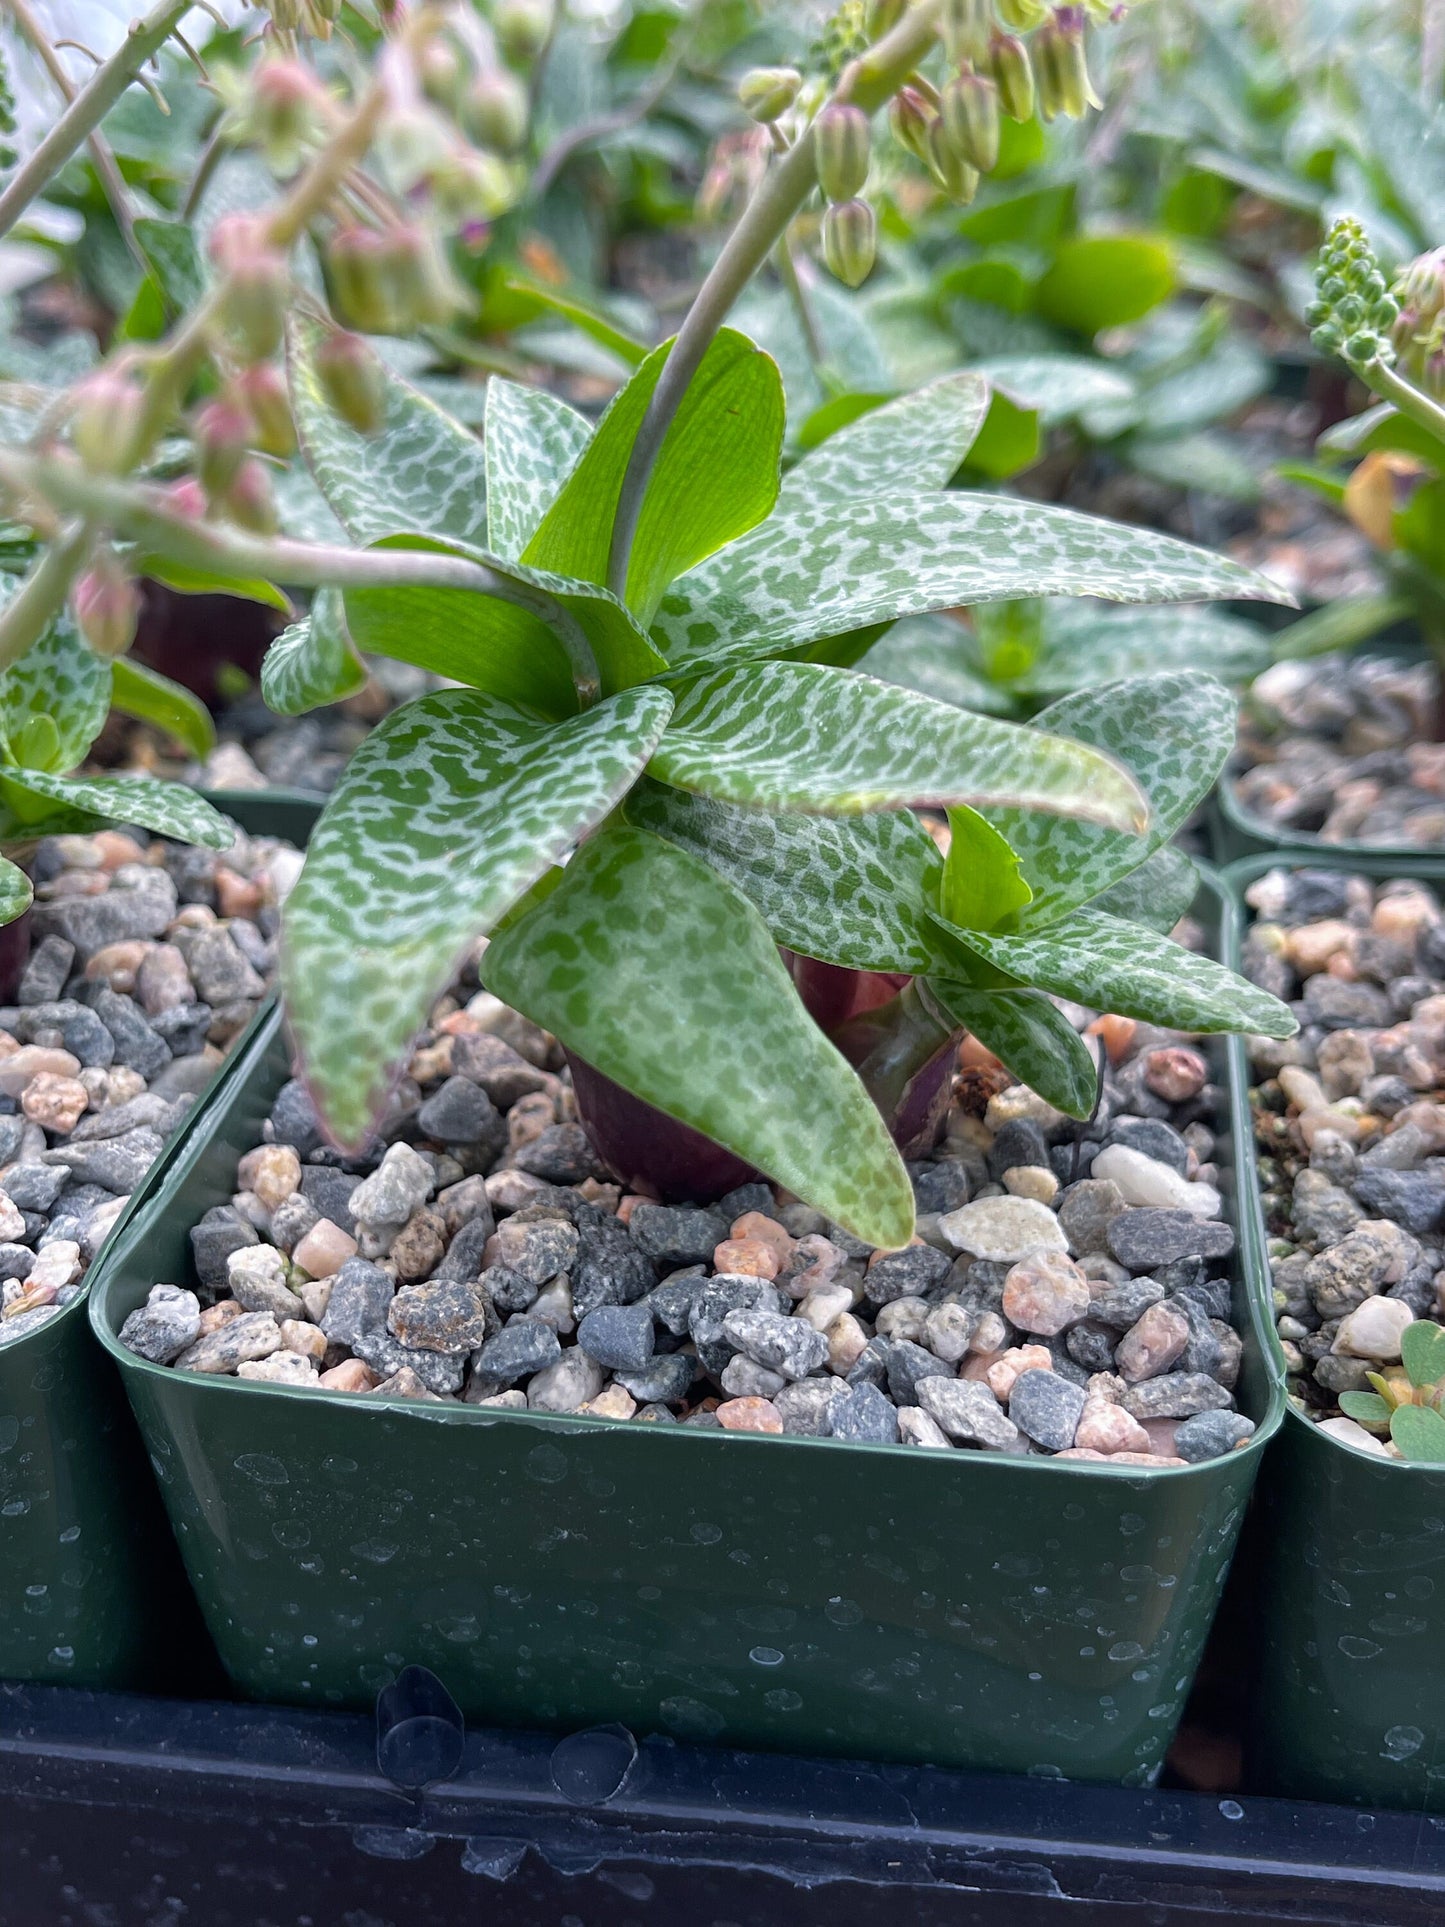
[315,330,386,435]
[164,477,209,520]
[69,367,146,476]
[219,456,277,535]
[192,398,253,494]
[465,67,529,152]
[73,551,139,658]
[231,364,296,459]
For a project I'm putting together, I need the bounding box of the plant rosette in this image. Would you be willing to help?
[1240,864,1445,1457]
[124,929,1259,1468]
[0,817,302,1353]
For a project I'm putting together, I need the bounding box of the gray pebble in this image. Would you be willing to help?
[1108,1209,1235,1269]
[417,1076,505,1151]
[352,1328,467,1395]
[471,1316,561,1385]
[1120,1372,1234,1420]
[722,1307,828,1380]
[577,1302,655,1371]
[174,1311,282,1373]
[830,1381,901,1444]
[119,1284,201,1363]
[320,1257,395,1346]
[1008,1369,1087,1450]
[615,1352,696,1404]
[916,1377,1020,1449]
[388,1278,496,1353]
[1173,1411,1257,1462]
[627,1203,730,1268]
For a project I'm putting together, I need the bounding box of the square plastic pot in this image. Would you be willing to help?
[0,791,321,1689]
[89,873,1285,1781]
[1224,849,1445,1810]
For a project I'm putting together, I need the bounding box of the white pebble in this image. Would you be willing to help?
[1091,1145,1221,1219]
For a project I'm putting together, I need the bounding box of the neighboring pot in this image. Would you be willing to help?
[0,791,321,1689]
[89,875,1286,1782]
[1226,850,1445,1811]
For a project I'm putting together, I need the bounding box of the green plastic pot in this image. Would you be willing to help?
[1225,850,1445,1810]
[90,874,1285,1781]
[1209,639,1435,866]
[0,791,320,1689]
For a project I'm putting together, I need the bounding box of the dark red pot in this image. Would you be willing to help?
[564,1050,757,1202]
[0,907,33,1006]
[133,584,281,709]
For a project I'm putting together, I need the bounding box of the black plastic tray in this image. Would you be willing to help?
[2,1679,1442,1926]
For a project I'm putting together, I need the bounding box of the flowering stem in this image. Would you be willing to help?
[1358,356,1445,451]
[0,522,91,671]
[0,0,192,242]
[604,0,942,603]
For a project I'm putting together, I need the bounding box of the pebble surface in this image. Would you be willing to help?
[0,825,300,1351]
[132,966,1255,1467]
[1243,867,1445,1454]
[1231,655,1445,850]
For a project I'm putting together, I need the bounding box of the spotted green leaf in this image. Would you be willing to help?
[1088,845,1200,936]
[940,805,1032,933]
[0,611,109,770]
[289,315,488,547]
[1389,1404,1445,1464]
[484,379,591,561]
[345,532,667,714]
[954,911,1298,1038]
[1,768,235,848]
[261,588,367,718]
[779,372,990,505]
[647,662,1148,829]
[0,855,32,926]
[980,673,1236,930]
[970,354,1138,428]
[1006,603,1273,696]
[623,777,943,973]
[484,824,916,1248]
[110,657,216,760]
[859,615,1015,715]
[1401,1321,1445,1391]
[653,493,1293,671]
[523,328,785,623]
[930,982,1099,1119]
[282,686,674,1148]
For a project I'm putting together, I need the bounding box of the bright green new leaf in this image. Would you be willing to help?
[654,491,1294,671]
[970,354,1138,427]
[980,672,1237,927]
[647,662,1148,828]
[110,657,216,759]
[623,777,944,973]
[133,216,204,317]
[139,555,294,616]
[0,855,32,926]
[261,588,368,718]
[941,805,1032,932]
[779,373,989,505]
[1034,235,1177,336]
[289,315,489,548]
[0,614,109,770]
[484,379,591,561]
[954,910,1299,1038]
[1,768,235,849]
[484,824,916,1248]
[345,532,667,715]
[505,279,651,369]
[930,982,1099,1119]
[959,387,1041,480]
[523,328,785,623]
[1338,1391,1392,1429]
[1088,844,1199,935]
[1318,403,1445,466]
[1389,1404,1445,1464]
[282,686,674,1147]
[1401,1321,1445,1391]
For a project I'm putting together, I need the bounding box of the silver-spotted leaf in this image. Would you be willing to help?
[623,777,943,972]
[0,609,109,771]
[281,685,674,1148]
[261,588,367,718]
[288,315,488,547]
[957,910,1298,1038]
[930,982,1099,1118]
[653,492,1293,670]
[779,372,990,504]
[0,855,32,925]
[1088,845,1200,935]
[3,768,234,848]
[484,379,592,562]
[1007,602,1274,695]
[483,823,916,1248]
[982,673,1236,929]
[523,327,785,623]
[647,662,1147,828]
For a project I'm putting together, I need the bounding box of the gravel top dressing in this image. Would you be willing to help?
[127,944,1255,1468]
[0,824,301,1350]
[1230,655,1445,849]
[1242,867,1445,1454]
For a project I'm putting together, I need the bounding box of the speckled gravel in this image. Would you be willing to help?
[0,825,301,1349]
[1230,655,1445,849]
[131,963,1256,1466]
[1242,867,1445,1456]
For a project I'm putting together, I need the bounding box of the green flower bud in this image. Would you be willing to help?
[315,330,386,436]
[995,0,1050,26]
[889,84,936,164]
[815,103,871,202]
[738,65,802,123]
[926,116,980,202]
[495,0,553,65]
[941,69,1000,173]
[1311,216,1398,368]
[327,224,456,335]
[73,550,139,659]
[990,33,1035,121]
[68,367,146,476]
[231,364,296,460]
[243,57,327,170]
[430,148,518,226]
[192,397,252,495]
[822,196,877,287]
[221,456,277,535]
[1034,8,1099,122]
[418,35,466,110]
[941,0,992,65]
[209,216,288,362]
[1391,246,1445,389]
[464,66,529,152]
